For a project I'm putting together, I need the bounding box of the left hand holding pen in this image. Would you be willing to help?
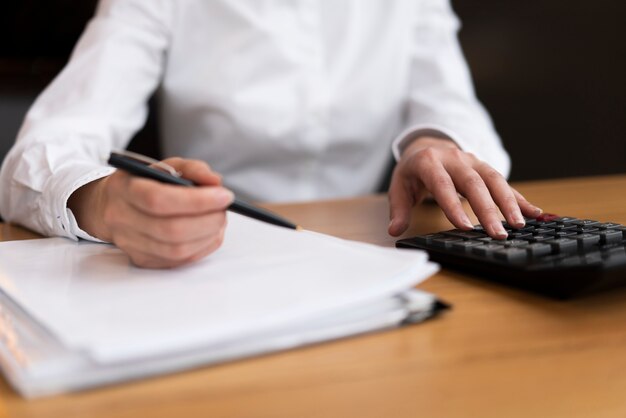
[387,137,542,239]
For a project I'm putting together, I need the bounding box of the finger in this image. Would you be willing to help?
[114,225,225,267]
[445,163,508,239]
[512,188,543,218]
[417,160,474,230]
[474,164,525,229]
[163,158,222,186]
[127,178,234,216]
[127,246,208,269]
[105,200,228,244]
[388,171,415,236]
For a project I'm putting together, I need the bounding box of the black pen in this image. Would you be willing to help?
[107,151,300,230]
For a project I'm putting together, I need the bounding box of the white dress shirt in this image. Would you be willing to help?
[0,0,510,241]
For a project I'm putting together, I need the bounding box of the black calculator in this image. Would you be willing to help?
[396,214,626,299]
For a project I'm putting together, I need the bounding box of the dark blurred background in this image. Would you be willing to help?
[0,0,624,181]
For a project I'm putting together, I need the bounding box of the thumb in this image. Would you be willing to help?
[163,158,222,186]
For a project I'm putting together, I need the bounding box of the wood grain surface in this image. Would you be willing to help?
[1,174,625,418]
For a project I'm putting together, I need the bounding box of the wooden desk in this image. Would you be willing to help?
[1,174,626,418]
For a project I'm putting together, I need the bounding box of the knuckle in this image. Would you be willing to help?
[479,206,500,217]
[162,157,183,167]
[451,147,466,159]
[111,234,129,251]
[464,151,478,161]
[191,159,211,170]
[165,243,192,262]
[159,220,186,242]
[484,167,503,181]
[502,195,518,208]
[462,173,484,189]
[418,147,438,161]
[431,175,453,189]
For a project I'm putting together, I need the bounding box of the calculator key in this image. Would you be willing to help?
[551,224,577,232]
[432,237,463,248]
[504,240,530,247]
[451,241,484,252]
[596,222,623,230]
[441,229,487,240]
[553,231,578,239]
[508,232,533,240]
[494,247,528,262]
[539,222,558,229]
[575,226,599,234]
[409,233,445,246]
[529,234,554,243]
[472,244,503,256]
[502,223,533,232]
[523,218,541,227]
[591,230,623,245]
[554,217,578,224]
[489,239,510,246]
[572,233,601,249]
[544,238,578,254]
[533,228,555,236]
[572,219,600,227]
[525,243,552,257]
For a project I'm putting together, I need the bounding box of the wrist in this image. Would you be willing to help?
[401,136,459,159]
[67,177,111,241]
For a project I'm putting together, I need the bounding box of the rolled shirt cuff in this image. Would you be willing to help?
[41,164,115,242]
[392,123,474,161]
[390,123,511,178]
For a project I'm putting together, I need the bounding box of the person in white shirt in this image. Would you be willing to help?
[0,0,541,268]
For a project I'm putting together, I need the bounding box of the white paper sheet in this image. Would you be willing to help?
[0,214,437,363]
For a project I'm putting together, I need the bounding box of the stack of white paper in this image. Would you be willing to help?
[0,213,439,398]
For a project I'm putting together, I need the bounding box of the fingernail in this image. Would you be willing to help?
[460,214,474,229]
[534,207,543,216]
[513,215,526,228]
[492,222,508,239]
[389,219,401,236]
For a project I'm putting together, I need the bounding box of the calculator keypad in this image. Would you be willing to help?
[396,215,626,298]
[401,215,626,267]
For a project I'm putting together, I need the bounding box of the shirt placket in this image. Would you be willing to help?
[297,0,330,198]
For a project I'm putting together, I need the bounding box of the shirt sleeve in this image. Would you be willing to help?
[391,0,511,178]
[0,0,173,240]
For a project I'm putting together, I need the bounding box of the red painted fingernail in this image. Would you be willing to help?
[537,212,559,222]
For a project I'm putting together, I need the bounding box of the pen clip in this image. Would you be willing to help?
[110,150,182,178]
